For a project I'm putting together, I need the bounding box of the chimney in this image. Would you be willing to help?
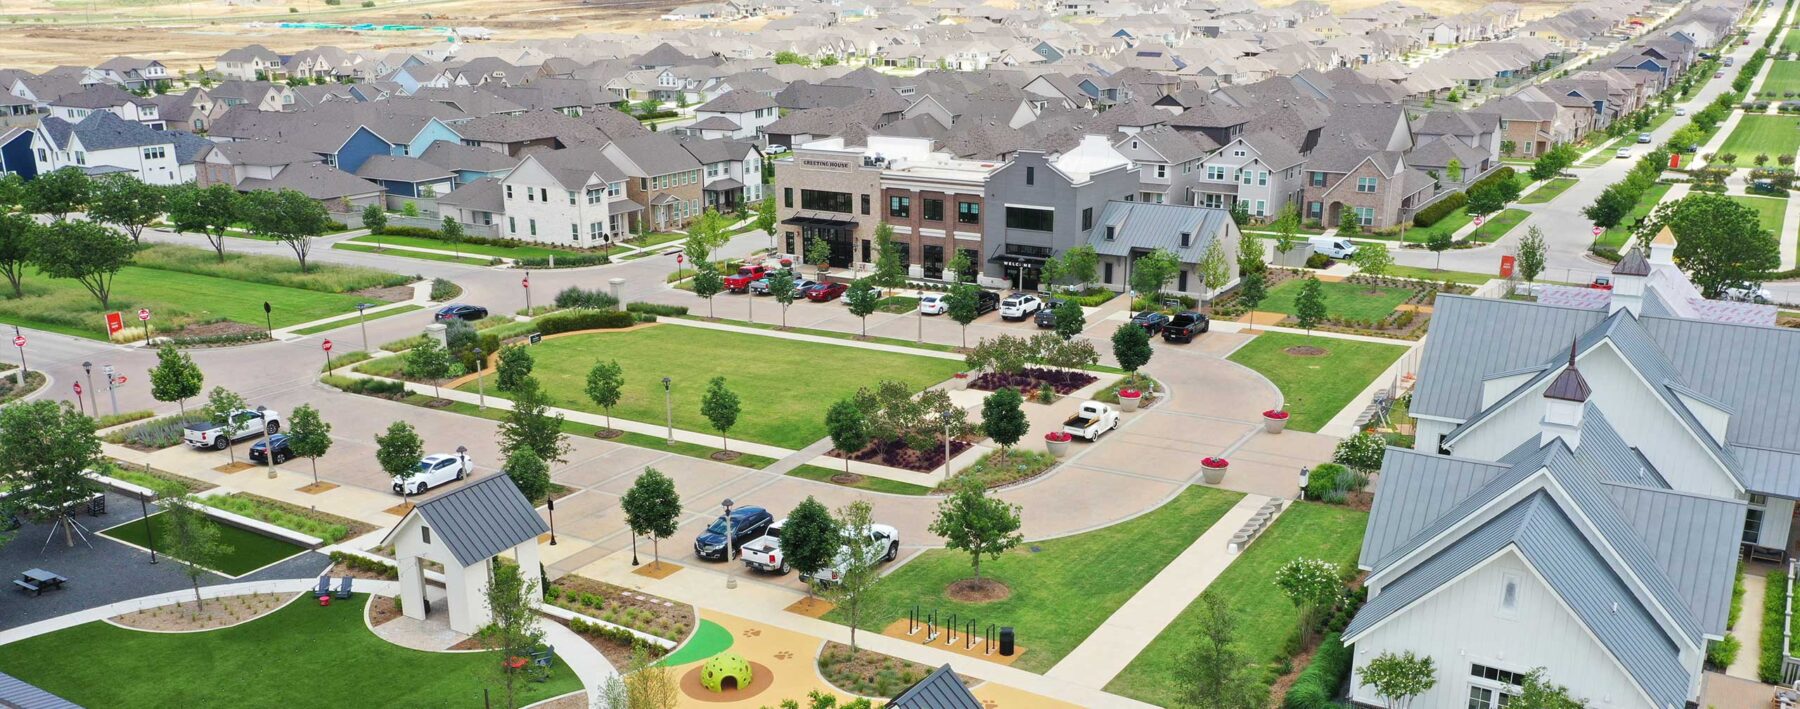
[1608,246,1650,315]
[1541,340,1590,450]
[1648,225,1676,266]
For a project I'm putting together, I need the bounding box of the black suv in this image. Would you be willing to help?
[695,506,774,561]
[1162,311,1210,343]
[973,289,1000,314]
[248,433,293,464]
[1130,311,1171,334]
[1034,298,1065,328]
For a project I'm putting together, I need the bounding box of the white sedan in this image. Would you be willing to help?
[919,293,948,315]
[392,453,473,495]
[1615,147,1632,159]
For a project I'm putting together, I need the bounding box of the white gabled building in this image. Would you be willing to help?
[31,111,182,185]
[496,147,637,246]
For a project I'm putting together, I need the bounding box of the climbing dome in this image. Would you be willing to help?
[700,652,754,692]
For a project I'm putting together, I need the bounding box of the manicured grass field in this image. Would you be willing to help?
[456,325,965,449]
[824,486,1246,673]
[334,242,495,266]
[347,233,583,259]
[1598,183,1675,250]
[1716,115,1800,166]
[99,511,307,577]
[1384,264,1502,285]
[1729,194,1789,241]
[1764,61,1800,96]
[0,593,583,707]
[1227,332,1406,432]
[1576,138,1624,167]
[1519,177,1576,204]
[1106,503,1367,705]
[1260,278,1414,321]
[292,304,425,336]
[1468,208,1530,242]
[787,463,933,495]
[627,231,689,250]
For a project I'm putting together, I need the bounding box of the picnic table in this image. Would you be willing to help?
[13,568,68,596]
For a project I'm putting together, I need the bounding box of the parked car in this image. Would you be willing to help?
[694,506,774,561]
[998,293,1044,321]
[741,518,791,574]
[1675,107,1687,115]
[1725,55,1737,65]
[392,452,472,495]
[804,282,849,302]
[434,304,488,321]
[800,523,902,585]
[248,434,293,464]
[974,289,1001,314]
[1615,147,1632,159]
[1715,70,1726,78]
[1063,401,1121,442]
[1034,298,1066,328]
[1307,236,1358,259]
[1589,276,1614,290]
[1724,282,1774,304]
[1161,311,1210,343]
[724,264,773,292]
[1130,311,1171,334]
[184,408,281,450]
[919,293,948,315]
[750,274,815,296]
[1636,133,1653,144]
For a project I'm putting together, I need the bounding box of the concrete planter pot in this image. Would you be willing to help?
[1045,432,1072,458]
[953,373,972,390]
[1262,411,1290,434]
[1200,457,1229,485]
[1118,389,1143,412]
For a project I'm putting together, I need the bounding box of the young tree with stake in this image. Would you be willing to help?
[1111,321,1153,387]
[691,263,724,319]
[1294,276,1328,334]
[844,279,879,337]
[439,216,465,259]
[1239,272,1267,332]
[1052,297,1085,340]
[498,377,570,465]
[1517,225,1547,284]
[482,559,545,709]
[782,496,840,595]
[0,401,103,548]
[980,387,1029,463]
[946,282,982,349]
[495,345,534,392]
[403,337,453,399]
[149,345,203,415]
[929,475,1023,584]
[156,484,231,615]
[1177,594,1269,709]
[767,269,798,329]
[585,360,624,433]
[1197,238,1230,311]
[1351,241,1395,291]
[1426,231,1454,271]
[700,376,742,453]
[502,448,552,504]
[376,420,424,496]
[621,468,682,570]
[825,398,869,474]
[823,499,885,653]
[285,403,333,487]
[201,387,249,464]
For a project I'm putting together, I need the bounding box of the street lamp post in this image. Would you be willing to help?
[103,365,119,417]
[722,497,736,589]
[262,301,273,339]
[662,376,674,445]
[547,496,558,546]
[82,362,95,416]
[259,405,277,479]
[474,346,486,410]
[942,408,954,478]
[356,303,372,352]
[138,488,157,564]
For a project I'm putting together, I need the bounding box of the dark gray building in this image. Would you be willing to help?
[980,136,1138,290]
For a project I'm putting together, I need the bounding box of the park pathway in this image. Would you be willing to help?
[1729,571,1768,681]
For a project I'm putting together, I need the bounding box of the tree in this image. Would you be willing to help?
[482,559,545,709]
[945,282,982,349]
[1359,651,1437,709]
[1517,225,1547,284]
[1333,430,1387,473]
[684,208,732,262]
[22,167,90,219]
[1511,668,1587,709]
[1465,182,1507,216]
[361,203,387,236]
[0,212,35,298]
[691,263,724,318]
[403,336,454,398]
[498,377,570,464]
[1446,158,1463,183]
[33,219,136,309]
[1176,594,1269,709]
[929,475,1023,582]
[980,387,1029,459]
[1339,207,1360,234]
[1052,297,1085,341]
[774,50,811,65]
[1275,557,1345,610]
[782,496,840,595]
[149,345,203,414]
[201,387,248,464]
[767,269,798,328]
[1272,204,1301,260]
[1238,272,1267,332]
[1351,241,1395,288]
[822,499,885,653]
[620,468,682,569]
[502,448,552,504]
[1237,228,1265,276]
[871,222,906,295]
[375,420,424,495]
[755,196,777,244]
[1111,321,1153,385]
[1062,244,1098,288]
[1230,200,1250,226]
[946,248,974,283]
[242,188,331,272]
[156,486,230,613]
[1294,276,1328,334]
[1426,231,1454,271]
[285,403,332,486]
[844,279,880,337]
[620,645,680,709]
[806,234,831,276]
[1583,183,1637,228]
[0,400,103,547]
[166,183,240,262]
[585,360,624,432]
[824,399,869,474]
[700,376,742,452]
[1129,247,1180,300]
[495,345,533,392]
[0,172,21,208]
[1195,238,1230,310]
[86,175,164,244]
[1667,193,1781,297]
[440,216,465,259]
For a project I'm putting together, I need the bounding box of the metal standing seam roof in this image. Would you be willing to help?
[887,664,980,709]
[0,671,81,709]
[1409,295,1607,421]
[1085,200,1237,263]
[410,474,548,568]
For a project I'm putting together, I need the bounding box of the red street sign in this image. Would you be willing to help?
[1592,226,1604,236]
[676,254,685,264]
[72,382,82,396]
[11,335,22,348]
[321,339,334,352]
[1473,215,1485,227]
[137,308,151,321]
[1500,255,1516,278]
[106,312,124,334]
[521,276,530,289]
[1669,153,1681,169]
[113,375,127,385]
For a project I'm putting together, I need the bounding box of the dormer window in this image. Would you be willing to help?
[1104,225,1116,241]
[1179,231,1191,247]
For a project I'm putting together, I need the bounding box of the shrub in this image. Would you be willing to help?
[101,412,210,449]
[1413,191,1467,227]
[625,302,689,317]
[197,494,352,543]
[322,375,409,398]
[1283,633,1351,709]
[1761,570,1788,683]
[531,309,636,335]
[1305,463,1366,504]
[96,409,156,428]
[516,253,611,268]
[1304,253,1331,269]
[1708,635,1742,670]
[379,225,441,239]
[328,551,398,579]
[429,278,460,301]
[553,286,619,310]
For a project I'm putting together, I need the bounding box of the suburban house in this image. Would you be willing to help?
[679,137,764,213]
[48,85,163,130]
[90,57,169,91]
[1086,199,1242,297]
[495,147,638,246]
[419,140,519,186]
[355,155,457,212]
[30,112,183,185]
[600,134,706,232]
[691,89,780,142]
[1190,132,1307,220]
[215,45,285,82]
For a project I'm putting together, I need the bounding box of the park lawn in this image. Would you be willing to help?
[99,511,306,576]
[1716,115,1800,165]
[455,325,965,449]
[1468,208,1530,242]
[787,463,933,495]
[1410,206,1475,242]
[1106,503,1368,706]
[1599,182,1675,250]
[1259,278,1414,321]
[1385,264,1501,285]
[0,265,384,340]
[347,233,580,260]
[1576,138,1624,167]
[1728,194,1789,240]
[626,231,687,250]
[823,486,1246,673]
[1228,332,1406,432]
[1765,61,1800,96]
[0,593,582,707]
[334,242,496,266]
[1519,177,1577,204]
[292,304,425,336]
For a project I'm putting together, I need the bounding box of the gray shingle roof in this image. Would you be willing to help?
[355,155,455,183]
[419,141,519,174]
[413,474,548,568]
[437,177,503,212]
[41,112,173,152]
[238,161,383,200]
[697,88,777,113]
[607,134,703,176]
[888,664,979,709]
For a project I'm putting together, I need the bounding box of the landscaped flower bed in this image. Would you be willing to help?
[969,367,1098,395]
[838,436,975,472]
[546,575,693,644]
[817,641,974,698]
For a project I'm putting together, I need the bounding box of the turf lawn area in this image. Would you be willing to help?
[292,304,426,336]
[99,511,306,576]
[627,231,688,250]
[1227,332,1406,432]
[0,267,384,340]
[1259,278,1414,321]
[1598,182,1674,250]
[1716,115,1800,166]
[1518,177,1577,204]
[333,242,495,266]
[1467,208,1529,243]
[1576,138,1624,167]
[1764,61,1800,96]
[1728,194,1789,241]
[824,485,1246,673]
[787,463,933,495]
[0,593,582,707]
[456,325,965,449]
[1106,503,1368,706]
[1384,264,1502,285]
[347,233,584,259]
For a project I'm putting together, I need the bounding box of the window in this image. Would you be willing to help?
[784,187,793,208]
[1240,169,1253,186]
[508,216,516,234]
[1025,166,1035,185]
[526,188,535,202]
[1104,225,1116,241]
[1746,494,1768,544]
[860,194,870,215]
[587,188,603,204]
[528,218,537,236]
[143,146,165,160]
[1155,164,1167,178]
[1498,573,1521,617]
[568,191,576,205]
[801,189,854,213]
[957,201,980,224]
[590,222,606,240]
[1468,664,1525,709]
[505,184,514,199]
[1081,207,1094,230]
[1254,199,1266,216]
[1355,207,1374,226]
[539,188,548,202]
[1357,177,1378,193]
[1179,231,1191,248]
[1233,148,1246,157]
[421,526,431,544]
[1310,171,1327,187]
[1006,206,1054,231]
[74,151,86,166]
[922,198,944,222]
[1104,262,1114,283]
[888,195,911,218]
[1257,171,1268,186]
[1309,201,1322,218]
[1207,165,1227,181]
[570,223,579,240]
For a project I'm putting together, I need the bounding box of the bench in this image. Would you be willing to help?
[12,579,40,595]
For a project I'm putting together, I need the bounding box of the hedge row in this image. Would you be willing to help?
[516,253,612,268]
[1283,633,1352,709]
[372,225,612,260]
[1760,569,1789,683]
[1413,191,1466,227]
[534,309,637,335]
[328,551,399,580]
[625,302,690,317]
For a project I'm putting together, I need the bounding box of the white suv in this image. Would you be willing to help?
[919,293,947,315]
[999,294,1044,321]
[393,453,473,495]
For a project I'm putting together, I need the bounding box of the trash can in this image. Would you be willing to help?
[999,626,1015,656]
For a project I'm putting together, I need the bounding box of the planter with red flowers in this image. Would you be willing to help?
[1262,408,1290,434]
[952,371,972,390]
[1044,430,1073,457]
[1200,456,1229,485]
[1117,387,1143,412]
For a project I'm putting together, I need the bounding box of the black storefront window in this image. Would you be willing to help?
[922,198,944,222]
[785,232,796,254]
[1005,207,1054,231]
[860,194,870,215]
[923,244,943,279]
[862,239,871,262]
[783,187,793,208]
[889,195,911,218]
[1104,262,1114,283]
[800,189,852,213]
[957,201,980,224]
[1081,207,1093,230]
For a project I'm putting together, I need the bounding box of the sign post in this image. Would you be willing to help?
[676,253,685,282]
[321,339,334,373]
[103,364,119,417]
[137,308,151,345]
[10,332,23,386]
[1500,254,1516,278]
[105,312,123,339]
[522,272,531,316]
[73,382,84,417]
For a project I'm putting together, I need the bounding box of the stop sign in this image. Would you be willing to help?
[137,308,151,321]
[321,339,333,352]
[677,254,685,264]
[11,335,22,348]
[1593,226,1603,236]
[1473,215,1484,227]
[72,382,81,396]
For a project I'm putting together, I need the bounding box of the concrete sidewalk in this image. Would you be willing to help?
[1044,493,1276,688]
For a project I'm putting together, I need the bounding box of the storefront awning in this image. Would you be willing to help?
[988,253,1047,268]
[781,211,856,227]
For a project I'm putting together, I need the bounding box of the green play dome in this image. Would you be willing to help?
[700,652,754,692]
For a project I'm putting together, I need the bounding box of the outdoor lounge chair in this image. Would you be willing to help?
[315,576,331,597]
[335,576,352,599]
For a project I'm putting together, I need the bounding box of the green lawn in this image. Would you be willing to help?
[0,267,382,340]
[1519,177,1577,204]
[1260,279,1414,321]
[334,242,495,266]
[1384,264,1500,285]
[455,326,965,449]
[787,463,933,495]
[1716,115,1800,165]
[99,511,307,577]
[1227,332,1407,432]
[1576,138,1624,167]
[292,304,426,336]
[1764,61,1800,96]
[626,231,687,250]
[1598,183,1675,250]
[0,593,582,707]
[348,233,583,260]
[1468,208,1530,242]
[825,486,1246,673]
[1729,194,1789,240]
[1106,503,1368,706]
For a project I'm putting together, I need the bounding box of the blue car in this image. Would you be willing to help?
[694,506,774,561]
[435,304,488,321]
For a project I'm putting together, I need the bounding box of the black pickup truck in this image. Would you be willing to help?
[1161,311,1210,343]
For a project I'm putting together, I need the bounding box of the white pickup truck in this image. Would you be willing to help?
[742,518,791,574]
[1062,401,1120,441]
[183,408,282,450]
[801,523,902,586]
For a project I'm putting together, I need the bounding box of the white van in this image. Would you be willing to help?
[1308,236,1358,260]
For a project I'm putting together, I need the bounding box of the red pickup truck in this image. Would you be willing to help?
[725,264,772,292]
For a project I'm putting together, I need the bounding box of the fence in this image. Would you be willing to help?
[1783,560,1800,684]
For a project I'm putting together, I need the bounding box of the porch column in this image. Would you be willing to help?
[398,556,426,621]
